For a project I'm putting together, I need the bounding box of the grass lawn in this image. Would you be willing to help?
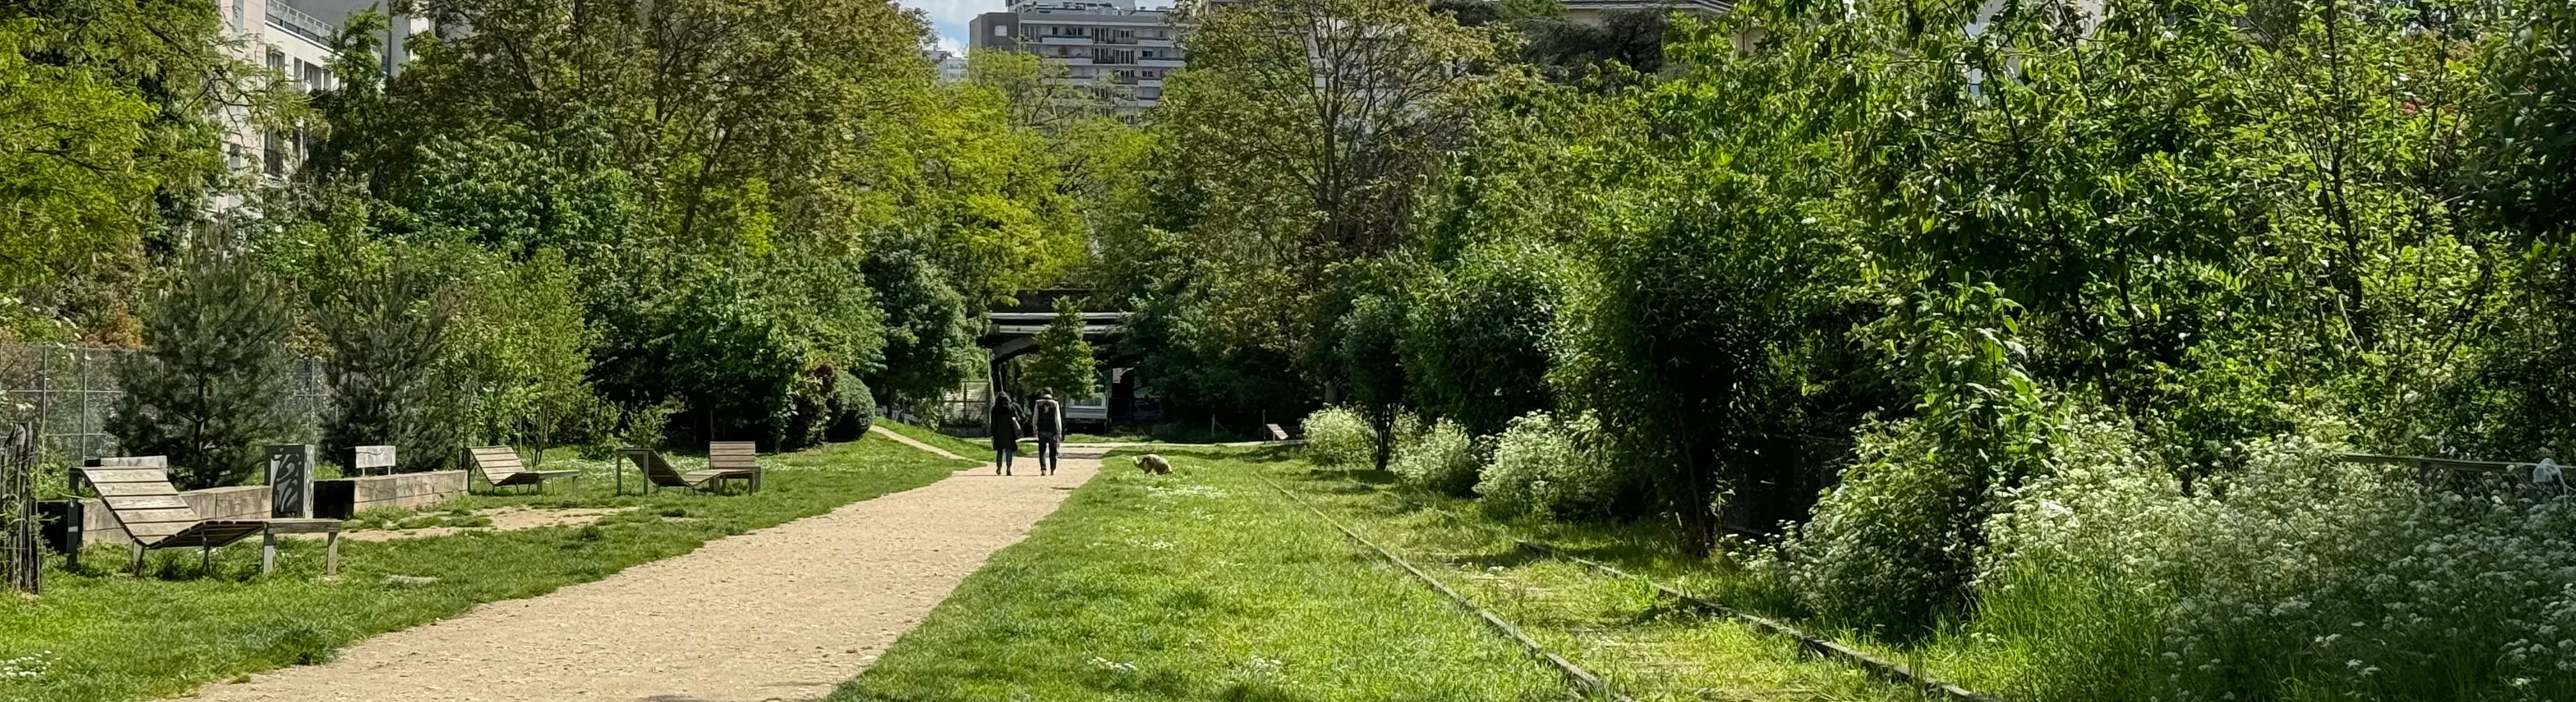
[874,419,994,460]
[829,445,1586,702]
[1260,453,1935,702]
[0,433,973,702]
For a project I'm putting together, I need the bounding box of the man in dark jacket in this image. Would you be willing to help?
[988,393,1024,475]
[1031,391,1064,475]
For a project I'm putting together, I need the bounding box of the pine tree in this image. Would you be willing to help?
[1023,298,1098,401]
[107,249,300,490]
[318,256,466,474]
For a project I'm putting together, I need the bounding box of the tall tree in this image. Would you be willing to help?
[107,245,301,489]
[1156,0,1508,378]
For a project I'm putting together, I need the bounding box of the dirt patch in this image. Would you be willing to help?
[338,507,627,542]
[180,449,1105,701]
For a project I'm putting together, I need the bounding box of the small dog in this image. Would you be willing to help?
[1133,454,1171,475]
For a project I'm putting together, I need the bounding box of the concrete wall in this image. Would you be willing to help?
[79,485,270,546]
[75,471,465,546]
[342,469,467,513]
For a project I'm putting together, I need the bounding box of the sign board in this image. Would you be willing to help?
[350,445,397,477]
[267,444,314,519]
[1266,423,1289,441]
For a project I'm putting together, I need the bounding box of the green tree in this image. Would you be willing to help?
[107,247,301,489]
[1156,0,1510,378]
[863,240,981,409]
[452,248,598,459]
[1023,298,1098,401]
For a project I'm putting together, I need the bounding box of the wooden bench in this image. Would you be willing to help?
[78,458,341,576]
[468,446,581,494]
[619,448,756,495]
[708,441,765,493]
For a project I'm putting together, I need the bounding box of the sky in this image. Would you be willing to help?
[899,0,1172,56]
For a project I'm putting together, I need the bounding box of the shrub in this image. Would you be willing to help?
[1391,418,1479,495]
[1302,406,1374,468]
[1974,430,2576,702]
[107,250,301,490]
[1401,240,1568,437]
[825,369,875,442]
[1476,411,1621,520]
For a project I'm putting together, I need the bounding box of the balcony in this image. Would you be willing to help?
[265,3,335,46]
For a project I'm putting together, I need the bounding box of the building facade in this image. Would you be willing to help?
[968,0,1184,114]
[213,0,428,199]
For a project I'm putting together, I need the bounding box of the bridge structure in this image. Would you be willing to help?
[980,289,1129,366]
[973,289,1149,426]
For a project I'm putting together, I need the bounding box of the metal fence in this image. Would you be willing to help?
[4,423,38,593]
[0,344,327,467]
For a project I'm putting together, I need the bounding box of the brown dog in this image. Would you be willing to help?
[1134,454,1170,475]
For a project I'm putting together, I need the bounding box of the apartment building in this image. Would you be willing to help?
[925,49,970,83]
[212,0,428,197]
[967,0,1185,114]
[1559,0,1732,24]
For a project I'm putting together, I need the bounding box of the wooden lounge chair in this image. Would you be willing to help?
[708,441,765,493]
[618,448,756,495]
[77,459,342,576]
[468,446,581,494]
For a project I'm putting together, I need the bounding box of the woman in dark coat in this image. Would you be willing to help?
[988,393,1025,475]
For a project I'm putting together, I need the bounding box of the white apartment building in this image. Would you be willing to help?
[968,0,1184,114]
[212,0,427,197]
[924,49,970,83]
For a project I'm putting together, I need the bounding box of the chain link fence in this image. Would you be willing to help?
[0,344,327,468]
[3,423,34,594]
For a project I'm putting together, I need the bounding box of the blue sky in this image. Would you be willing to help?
[900,0,1172,55]
[900,0,985,54]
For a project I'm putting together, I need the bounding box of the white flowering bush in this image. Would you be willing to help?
[1301,406,1374,468]
[1976,430,2576,701]
[1391,418,1479,495]
[1476,411,1622,520]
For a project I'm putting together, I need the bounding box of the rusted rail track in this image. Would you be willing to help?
[1513,538,2002,702]
[1253,474,1634,701]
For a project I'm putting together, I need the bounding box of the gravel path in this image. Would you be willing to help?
[867,425,970,461]
[181,447,1101,702]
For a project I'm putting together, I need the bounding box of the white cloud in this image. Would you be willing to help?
[897,0,989,53]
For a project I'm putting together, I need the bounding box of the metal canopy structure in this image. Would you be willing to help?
[979,289,1130,363]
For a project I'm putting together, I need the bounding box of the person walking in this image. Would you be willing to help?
[1031,390,1064,476]
[988,392,1025,475]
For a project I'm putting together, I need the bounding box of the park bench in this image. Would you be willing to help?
[618,448,757,495]
[468,446,581,494]
[77,458,342,576]
[708,441,765,493]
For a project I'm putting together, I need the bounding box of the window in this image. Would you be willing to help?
[993,24,1009,36]
[264,130,286,177]
[266,49,284,70]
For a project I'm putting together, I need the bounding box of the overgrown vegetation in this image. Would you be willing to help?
[1167,0,2576,697]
